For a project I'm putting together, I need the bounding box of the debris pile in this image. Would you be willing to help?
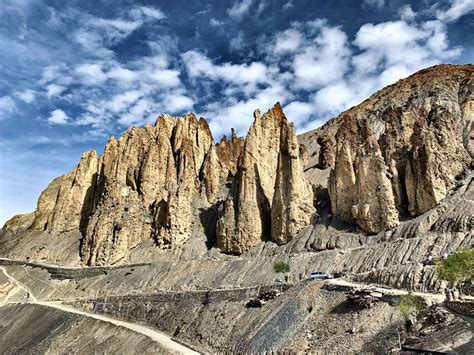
[246,289,282,308]
[346,287,384,309]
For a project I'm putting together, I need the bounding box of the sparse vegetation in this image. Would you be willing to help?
[397,294,427,331]
[273,261,290,273]
[435,247,474,283]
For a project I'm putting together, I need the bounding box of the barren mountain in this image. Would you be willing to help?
[0,64,473,353]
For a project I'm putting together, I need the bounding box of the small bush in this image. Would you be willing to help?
[435,247,474,283]
[273,261,290,273]
[398,294,427,325]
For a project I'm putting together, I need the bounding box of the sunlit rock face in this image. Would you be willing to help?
[326,64,472,234]
[1,64,472,265]
[216,103,315,254]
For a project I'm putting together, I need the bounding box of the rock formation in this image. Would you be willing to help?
[216,103,315,253]
[271,119,315,244]
[324,65,472,234]
[316,134,335,169]
[81,115,222,265]
[215,128,244,179]
[0,64,472,266]
[329,116,399,234]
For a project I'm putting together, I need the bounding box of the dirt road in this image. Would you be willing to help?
[0,266,198,354]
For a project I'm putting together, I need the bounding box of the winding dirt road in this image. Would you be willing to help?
[0,266,198,354]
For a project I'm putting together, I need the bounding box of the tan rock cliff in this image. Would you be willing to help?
[216,103,315,253]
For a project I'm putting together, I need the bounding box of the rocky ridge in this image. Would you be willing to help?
[216,104,315,253]
[0,64,472,270]
[1,103,315,265]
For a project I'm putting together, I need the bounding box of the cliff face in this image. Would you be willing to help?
[216,104,315,254]
[1,64,472,266]
[0,103,315,265]
[304,64,473,234]
[328,116,400,234]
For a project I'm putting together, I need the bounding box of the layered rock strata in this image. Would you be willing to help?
[216,103,315,253]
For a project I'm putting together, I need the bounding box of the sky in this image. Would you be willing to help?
[0,0,473,225]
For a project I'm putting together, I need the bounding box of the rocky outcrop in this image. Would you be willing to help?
[46,150,98,233]
[81,115,221,265]
[320,65,473,234]
[404,106,470,215]
[316,134,335,169]
[215,128,244,179]
[329,116,399,234]
[271,120,315,244]
[329,105,470,234]
[216,103,315,253]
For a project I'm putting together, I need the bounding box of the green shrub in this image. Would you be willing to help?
[273,261,290,273]
[398,294,427,322]
[435,247,474,283]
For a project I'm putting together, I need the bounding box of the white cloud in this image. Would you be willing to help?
[47,109,69,124]
[313,81,358,115]
[118,98,158,126]
[353,21,430,75]
[107,67,139,82]
[147,69,182,87]
[272,28,303,55]
[352,19,462,82]
[72,7,165,58]
[399,5,416,21]
[15,89,35,103]
[363,0,385,9]
[182,50,269,86]
[283,101,314,126]
[138,6,166,20]
[75,63,107,85]
[423,20,462,58]
[437,0,474,23]
[282,1,294,11]
[293,25,350,89]
[163,95,194,113]
[0,96,16,117]
[210,18,223,27]
[227,0,254,20]
[205,83,287,137]
[46,84,66,98]
[230,31,246,52]
[106,90,141,113]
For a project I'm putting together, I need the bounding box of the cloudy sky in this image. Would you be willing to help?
[0,0,473,224]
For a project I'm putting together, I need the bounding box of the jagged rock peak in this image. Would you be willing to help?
[216,102,315,254]
[5,112,223,266]
[216,128,245,179]
[81,112,220,265]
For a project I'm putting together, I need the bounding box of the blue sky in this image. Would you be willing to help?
[0,0,473,225]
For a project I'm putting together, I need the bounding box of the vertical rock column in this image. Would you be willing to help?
[271,119,315,244]
[329,116,399,233]
[216,103,315,253]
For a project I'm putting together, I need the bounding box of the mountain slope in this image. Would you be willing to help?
[0,64,472,277]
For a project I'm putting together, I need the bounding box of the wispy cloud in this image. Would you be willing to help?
[227,0,254,20]
[15,89,36,104]
[48,109,69,124]
[437,0,474,23]
[0,96,16,117]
